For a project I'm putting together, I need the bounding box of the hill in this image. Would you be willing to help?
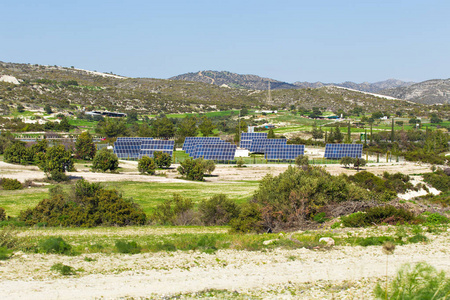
[171,71,414,93]
[380,79,450,105]
[170,71,297,90]
[0,61,427,115]
[293,79,414,93]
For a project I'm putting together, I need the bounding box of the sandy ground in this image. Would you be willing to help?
[1,230,449,299]
[0,160,435,184]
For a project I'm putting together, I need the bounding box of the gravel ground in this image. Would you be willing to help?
[1,230,449,299]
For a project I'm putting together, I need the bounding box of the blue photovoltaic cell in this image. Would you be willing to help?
[240,132,267,149]
[182,137,223,156]
[248,138,287,153]
[192,143,236,161]
[113,138,174,159]
[324,144,363,159]
[266,144,305,160]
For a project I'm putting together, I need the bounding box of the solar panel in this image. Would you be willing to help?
[192,143,236,161]
[324,144,363,159]
[182,137,223,156]
[248,138,287,153]
[266,144,305,160]
[113,138,174,159]
[240,132,267,149]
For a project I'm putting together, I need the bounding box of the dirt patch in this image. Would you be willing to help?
[1,230,449,299]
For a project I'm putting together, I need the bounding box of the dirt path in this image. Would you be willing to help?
[1,232,449,299]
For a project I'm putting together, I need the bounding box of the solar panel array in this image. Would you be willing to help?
[182,137,236,160]
[240,132,267,149]
[192,143,237,161]
[324,144,363,159]
[113,137,174,159]
[248,138,287,153]
[182,137,221,155]
[266,144,305,160]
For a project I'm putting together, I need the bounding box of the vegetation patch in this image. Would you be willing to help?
[19,180,147,227]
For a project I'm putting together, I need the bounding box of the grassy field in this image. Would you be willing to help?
[0,187,50,217]
[0,181,259,217]
[103,181,259,215]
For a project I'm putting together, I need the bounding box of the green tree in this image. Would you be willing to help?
[44,104,53,114]
[177,116,197,143]
[138,156,156,175]
[353,158,366,171]
[97,118,128,138]
[340,156,354,168]
[41,145,74,181]
[92,148,119,172]
[75,132,96,160]
[4,142,34,165]
[311,124,323,140]
[0,132,16,155]
[309,107,322,118]
[295,155,309,169]
[198,116,215,137]
[58,116,72,132]
[267,128,276,138]
[153,151,172,169]
[137,123,153,137]
[17,104,25,113]
[126,111,138,124]
[152,116,175,138]
[333,127,344,143]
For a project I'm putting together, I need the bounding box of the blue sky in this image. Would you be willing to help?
[1,0,449,83]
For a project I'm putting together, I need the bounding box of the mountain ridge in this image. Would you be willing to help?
[170,70,414,93]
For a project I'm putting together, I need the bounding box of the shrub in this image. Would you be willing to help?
[374,262,450,299]
[408,234,428,243]
[0,247,12,260]
[0,226,18,249]
[423,212,449,225]
[423,170,450,192]
[115,240,141,254]
[92,148,119,172]
[341,206,416,227]
[138,156,156,175]
[200,158,215,175]
[154,151,172,169]
[356,236,394,247]
[151,194,195,225]
[340,156,354,168]
[39,237,72,254]
[253,166,368,230]
[51,263,76,275]
[341,211,367,227]
[229,203,263,233]
[48,170,69,182]
[236,157,245,168]
[1,178,22,190]
[19,180,147,227]
[199,194,240,225]
[177,158,204,181]
[313,212,327,223]
[0,208,5,221]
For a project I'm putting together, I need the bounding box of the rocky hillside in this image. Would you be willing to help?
[380,79,450,105]
[170,71,297,90]
[171,71,414,93]
[0,61,427,115]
